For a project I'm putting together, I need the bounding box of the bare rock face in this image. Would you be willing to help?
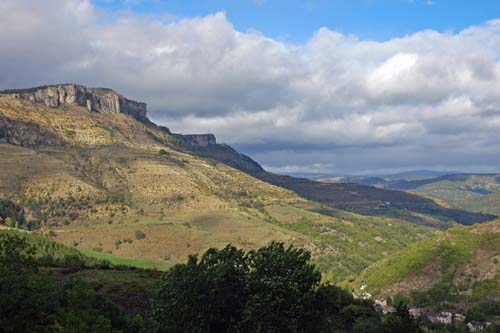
[0,116,65,147]
[2,84,148,122]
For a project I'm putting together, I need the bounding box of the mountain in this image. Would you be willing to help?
[0,84,446,279]
[352,220,500,309]
[321,172,500,216]
[182,137,495,228]
[384,170,463,179]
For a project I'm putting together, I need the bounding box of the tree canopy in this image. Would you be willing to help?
[149,241,395,333]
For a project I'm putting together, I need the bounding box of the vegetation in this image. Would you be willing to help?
[135,229,146,240]
[1,229,423,332]
[150,242,419,333]
[0,94,488,280]
[0,230,149,332]
[353,221,500,312]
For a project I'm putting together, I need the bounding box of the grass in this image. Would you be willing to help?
[266,204,438,281]
[78,247,171,271]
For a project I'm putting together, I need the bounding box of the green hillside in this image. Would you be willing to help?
[460,190,500,215]
[352,220,500,306]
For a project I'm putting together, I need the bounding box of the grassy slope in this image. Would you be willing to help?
[266,204,436,280]
[352,220,500,302]
[460,190,500,215]
[0,228,161,316]
[0,95,437,278]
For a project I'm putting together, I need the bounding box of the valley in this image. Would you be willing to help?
[0,88,443,280]
[1,84,500,330]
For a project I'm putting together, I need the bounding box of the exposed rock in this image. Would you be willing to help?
[1,84,148,122]
[0,116,65,147]
[174,133,265,174]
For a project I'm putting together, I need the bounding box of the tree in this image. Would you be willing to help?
[0,231,133,332]
[242,242,321,332]
[150,242,384,333]
[0,231,35,271]
[150,245,248,332]
[383,302,420,333]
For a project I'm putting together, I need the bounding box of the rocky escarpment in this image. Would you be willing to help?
[1,84,148,122]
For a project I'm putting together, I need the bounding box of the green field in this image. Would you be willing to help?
[78,247,172,271]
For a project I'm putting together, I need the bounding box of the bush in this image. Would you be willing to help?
[158,149,169,155]
[5,217,15,228]
[135,230,146,240]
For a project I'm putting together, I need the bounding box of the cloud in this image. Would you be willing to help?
[1,0,500,174]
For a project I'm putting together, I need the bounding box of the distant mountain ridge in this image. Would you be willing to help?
[322,172,500,216]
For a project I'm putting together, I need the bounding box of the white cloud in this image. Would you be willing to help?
[2,0,500,174]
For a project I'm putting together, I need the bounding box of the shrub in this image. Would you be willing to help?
[158,149,169,155]
[135,230,146,240]
[5,217,15,228]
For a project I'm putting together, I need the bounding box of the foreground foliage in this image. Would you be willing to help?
[1,230,420,332]
[150,242,418,332]
[0,230,148,332]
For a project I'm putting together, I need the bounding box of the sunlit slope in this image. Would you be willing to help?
[0,94,435,278]
[353,220,500,301]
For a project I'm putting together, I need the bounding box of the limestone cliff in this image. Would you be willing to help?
[174,132,265,174]
[1,84,147,122]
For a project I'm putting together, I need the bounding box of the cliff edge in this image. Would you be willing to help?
[1,84,147,122]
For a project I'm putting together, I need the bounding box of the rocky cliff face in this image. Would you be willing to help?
[1,84,148,122]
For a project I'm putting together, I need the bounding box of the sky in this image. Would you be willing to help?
[2,0,500,175]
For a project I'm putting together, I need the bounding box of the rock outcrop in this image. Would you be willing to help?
[0,116,65,147]
[1,84,148,122]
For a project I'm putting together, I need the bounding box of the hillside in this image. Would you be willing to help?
[324,172,500,216]
[0,85,442,279]
[184,139,495,228]
[352,220,500,306]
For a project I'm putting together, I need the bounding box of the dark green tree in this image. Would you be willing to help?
[383,302,420,333]
[150,245,248,332]
[242,242,321,332]
[150,241,384,333]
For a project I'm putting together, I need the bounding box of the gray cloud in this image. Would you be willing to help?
[2,0,500,174]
